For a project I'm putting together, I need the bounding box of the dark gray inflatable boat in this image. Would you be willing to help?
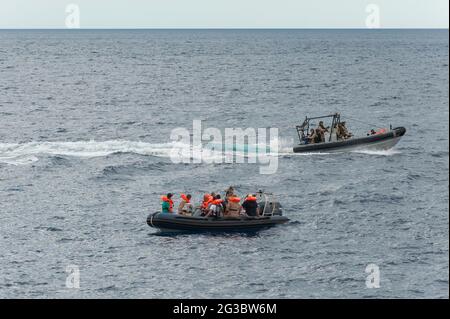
[147,213,289,233]
[147,192,289,233]
[293,126,406,153]
[293,113,406,153]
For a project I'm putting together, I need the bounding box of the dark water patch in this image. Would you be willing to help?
[99,161,171,178]
[47,156,72,166]
[50,215,65,220]
[96,285,119,293]
[407,172,422,180]
[430,150,449,158]
[355,192,405,204]
[57,238,76,243]
[34,226,63,232]
[4,186,25,192]
[287,220,303,226]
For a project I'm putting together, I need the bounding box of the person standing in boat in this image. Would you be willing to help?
[224,186,237,208]
[317,121,329,143]
[225,186,235,200]
[161,193,174,213]
[225,195,241,217]
[178,194,193,215]
[314,128,322,143]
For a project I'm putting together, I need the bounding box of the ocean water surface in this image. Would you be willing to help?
[0,29,448,298]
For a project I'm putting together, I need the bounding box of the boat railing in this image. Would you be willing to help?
[296,113,341,144]
[256,191,278,217]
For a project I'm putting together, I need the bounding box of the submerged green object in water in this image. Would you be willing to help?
[205,142,272,154]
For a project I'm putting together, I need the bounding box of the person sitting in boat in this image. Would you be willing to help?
[367,128,387,136]
[225,195,242,217]
[205,195,224,218]
[178,194,193,215]
[242,194,259,217]
[314,128,322,143]
[338,121,353,139]
[306,128,317,144]
[217,195,227,214]
[200,194,214,214]
[342,121,353,138]
[161,193,174,213]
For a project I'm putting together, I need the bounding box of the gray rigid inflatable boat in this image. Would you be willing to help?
[147,192,289,233]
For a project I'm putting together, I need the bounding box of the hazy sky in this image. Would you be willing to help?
[1,0,448,28]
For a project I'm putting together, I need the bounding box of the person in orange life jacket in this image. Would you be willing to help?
[224,186,235,207]
[225,186,235,199]
[242,194,259,217]
[367,128,386,136]
[161,193,174,213]
[208,192,218,208]
[200,194,214,215]
[225,195,241,217]
[178,194,193,215]
[205,195,224,218]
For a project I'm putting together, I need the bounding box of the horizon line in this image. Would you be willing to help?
[0,27,448,30]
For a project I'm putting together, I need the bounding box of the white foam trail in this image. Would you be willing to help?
[277,137,295,154]
[0,155,39,166]
[0,140,186,165]
[0,140,257,166]
[0,139,401,166]
[0,140,176,157]
[275,137,334,156]
[280,152,332,156]
[352,149,401,156]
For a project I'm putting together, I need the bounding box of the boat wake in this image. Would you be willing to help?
[0,154,40,166]
[0,139,284,166]
[351,149,402,156]
[0,139,401,166]
[0,140,185,165]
